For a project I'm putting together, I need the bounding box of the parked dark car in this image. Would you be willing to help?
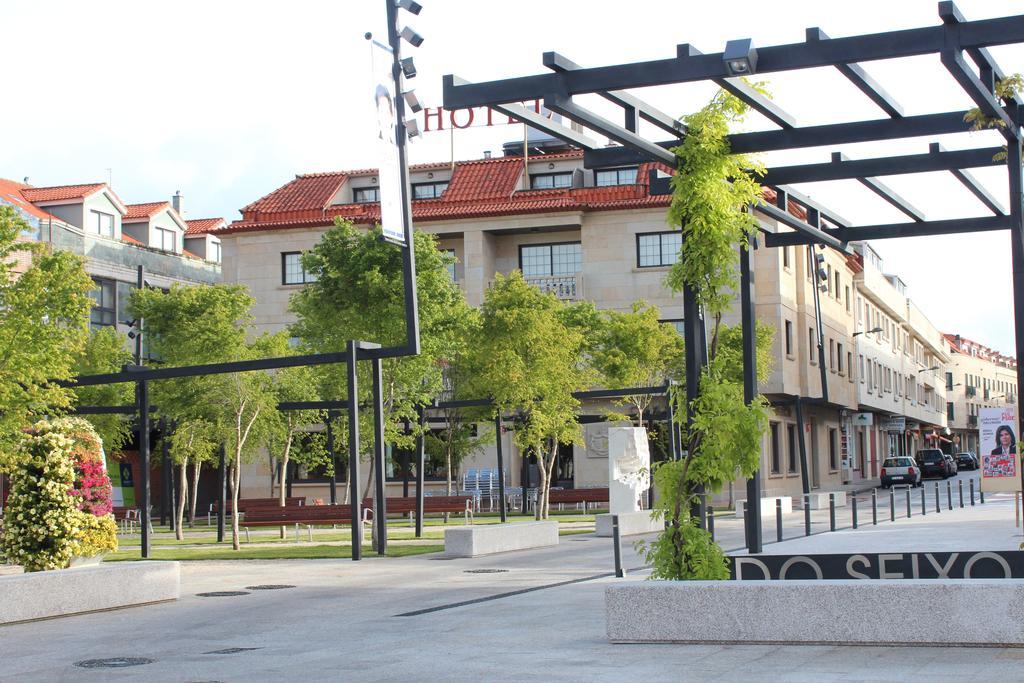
[956,452,979,470]
[915,449,951,479]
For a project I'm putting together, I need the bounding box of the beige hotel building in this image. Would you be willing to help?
[219,146,963,503]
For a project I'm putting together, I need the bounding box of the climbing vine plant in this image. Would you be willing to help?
[642,88,773,580]
[964,73,1023,161]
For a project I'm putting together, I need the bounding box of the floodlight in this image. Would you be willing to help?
[400,56,417,79]
[401,26,424,47]
[396,0,422,14]
[406,119,421,139]
[403,90,422,113]
[723,38,757,76]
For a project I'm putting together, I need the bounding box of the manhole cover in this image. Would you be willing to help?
[196,591,250,597]
[245,584,295,590]
[75,657,153,669]
[203,647,263,655]
[463,569,508,574]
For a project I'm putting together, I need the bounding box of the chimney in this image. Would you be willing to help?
[172,190,184,217]
[483,150,492,159]
[22,177,29,185]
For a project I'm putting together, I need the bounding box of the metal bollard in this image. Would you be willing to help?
[935,481,941,513]
[921,484,927,516]
[890,488,896,522]
[980,484,985,504]
[829,493,836,532]
[946,480,953,511]
[742,501,749,542]
[776,498,783,543]
[959,479,964,508]
[872,489,878,526]
[707,504,715,541]
[612,515,624,578]
[906,487,912,519]
[852,494,858,529]
[970,478,976,506]
[804,494,811,536]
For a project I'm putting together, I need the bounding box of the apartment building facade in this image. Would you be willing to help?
[1,179,222,340]
[219,147,959,502]
[943,333,1018,454]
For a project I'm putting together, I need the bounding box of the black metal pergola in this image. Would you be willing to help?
[443,2,1024,553]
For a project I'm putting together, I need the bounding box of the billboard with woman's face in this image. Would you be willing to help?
[980,406,1021,492]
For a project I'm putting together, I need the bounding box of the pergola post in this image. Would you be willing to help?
[740,235,763,553]
[346,340,362,561]
[372,358,388,555]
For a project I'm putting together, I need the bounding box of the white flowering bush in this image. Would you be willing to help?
[2,422,83,571]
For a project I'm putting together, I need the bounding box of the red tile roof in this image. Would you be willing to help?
[944,333,1016,366]
[224,153,812,235]
[21,183,106,202]
[0,178,57,221]
[123,201,170,221]
[184,217,226,236]
[120,233,145,246]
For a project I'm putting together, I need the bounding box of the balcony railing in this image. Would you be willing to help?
[966,386,977,397]
[524,275,583,301]
[968,415,978,427]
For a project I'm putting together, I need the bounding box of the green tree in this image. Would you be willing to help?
[131,284,278,549]
[0,206,93,467]
[590,302,683,425]
[165,419,217,540]
[471,272,588,519]
[642,88,774,580]
[72,327,134,454]
[289,220,473,500]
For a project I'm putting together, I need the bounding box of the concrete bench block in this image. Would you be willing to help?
[595,511,664,537]
[444,521,558,557]
[804,491,848,509]
[0,561,180,625]
[734,496,792,517]
[607,579,1024,646]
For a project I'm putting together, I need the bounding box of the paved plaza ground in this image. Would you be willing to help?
[2,483,1023,681]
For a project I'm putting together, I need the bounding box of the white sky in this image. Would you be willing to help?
[3,0,1024,353]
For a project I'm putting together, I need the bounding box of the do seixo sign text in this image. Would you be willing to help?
[731,551,1024,580]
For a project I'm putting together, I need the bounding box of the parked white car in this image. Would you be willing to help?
[880,456,922,487]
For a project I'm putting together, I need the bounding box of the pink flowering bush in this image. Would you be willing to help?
[71,456,113,516]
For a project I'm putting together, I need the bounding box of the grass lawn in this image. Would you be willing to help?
[105,543,444,562]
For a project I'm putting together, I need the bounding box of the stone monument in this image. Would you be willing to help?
[596,426,664,537]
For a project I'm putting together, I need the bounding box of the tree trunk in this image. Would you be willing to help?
[278,449,290,539]
[175,459,188,541]
[189,461,201,529]
[231,448,242,550]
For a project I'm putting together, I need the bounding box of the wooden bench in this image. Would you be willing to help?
[547,488,609,511]
[112,506,145,534]
[241,495,474,542]
[383,496,474,526]
[241,503,370,542]
[208,497,306,525]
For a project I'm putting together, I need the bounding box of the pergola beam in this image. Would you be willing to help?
[756,201,851,253]
[762,146,1004,185]
[930,142,1007,216]
[807,27,904,118]
[543,94,677,165]
[442,13,1024,108]
[764,215,1008,247]
[542,52,686,137]
[940,49,1018,140]
[828,152,925,222]
[677,43,796,129]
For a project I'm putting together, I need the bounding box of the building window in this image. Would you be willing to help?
[595,166,638,186]
[784,320,793,357]
[859,354,864,383]
[211,241,222,263]
[519,242,581,277]
[847,352,853,382]
[441,248,456,283]
[770,422,781,474]
[834,270,840,298]
[837,343,844,374]
[89,278,116,329]
[845,286,851,312]
[783,246,791,269]
[412,181,448,199]
[829,339,835,371]
[282,252,317,285]
[828,428,838,471]
[155,227,177,252]
[809,328,816,365]
[786,424,797,473]
[92,211,114,238]
[636,232,682,268]
[529,172,572,190]
[353,187,379,203]
[660,319,685,335]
